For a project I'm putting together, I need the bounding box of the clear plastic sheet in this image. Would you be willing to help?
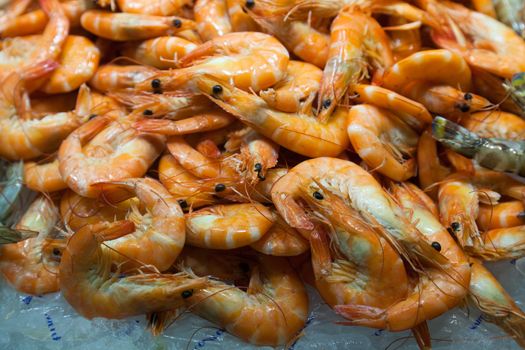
[1,259,523,350]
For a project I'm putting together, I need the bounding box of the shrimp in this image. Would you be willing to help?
[133,109,236,136]
[462,110,525,140]
[40,35,100,94]
[316,5,394,122]
[88,65,157,93]
[468,258,525,347]
[424,0,525,78]
[346,104,419,181]
[59,221,207,319]
[24,159,67,193]
[58,116,165,198]
[432,116,525,176]
[336,182,470,332]
[185,203,275,249]
[250,211,309,256]
[1,0,91,38]
[80,10,195,41]
[387,16,421,61]
[477,201,525,231]
[0,225,38,245]
[182,254,309,346]
[0,196,62,295]
[259,60,322,113]
[136,32,289,93]
[93,178,186,272]
[116,0,191,15]
[121,36,197,70]
[301,185,410,310]
[194,0,232,41]
[0,62,89,160]
[193,75,350,158]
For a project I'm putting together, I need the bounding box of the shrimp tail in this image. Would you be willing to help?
[334,304,387,329]
[411,321,432,350]
[432,116,481,158]
[147,309,184,336]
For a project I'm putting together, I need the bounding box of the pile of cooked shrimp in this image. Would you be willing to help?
[1,0,525,347]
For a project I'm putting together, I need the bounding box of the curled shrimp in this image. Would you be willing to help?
[181,253,309,346]
[93,178,186,272]
[272,157,467,331]
[337,182,469,332]
[59,220,207,319]
[0,63,90,160]
[0,196,62,295]
[193,75,350,158]
[423,0,525,79]
[301,185,410,311]
[185,203,275,249]
[432,116,525,176]
[80,10,195,41]
[380,49,491,116]
[137,32,289,93]
[58,116,165,198]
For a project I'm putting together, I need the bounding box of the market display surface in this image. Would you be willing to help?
[1,0,525,348]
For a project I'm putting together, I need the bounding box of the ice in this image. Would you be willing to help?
[0,260,523,349]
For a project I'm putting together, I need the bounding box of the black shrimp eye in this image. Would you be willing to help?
[172,18,182,28]
[177,199,188,209]
[464,92,473,100]
[88,114,97,120]
[215,183,226,192]
[181,290,193,299]
[451,222,461,232]
[151,79,161,89]
[245,0,255,8]
[456,103,470,112]
[431,241,442,252]
[322,99,332,109]
[254,163,262,172]
[212,85,223,96]
[142,109,154,116]
[52,248,61,256]
[313,191,324,200]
